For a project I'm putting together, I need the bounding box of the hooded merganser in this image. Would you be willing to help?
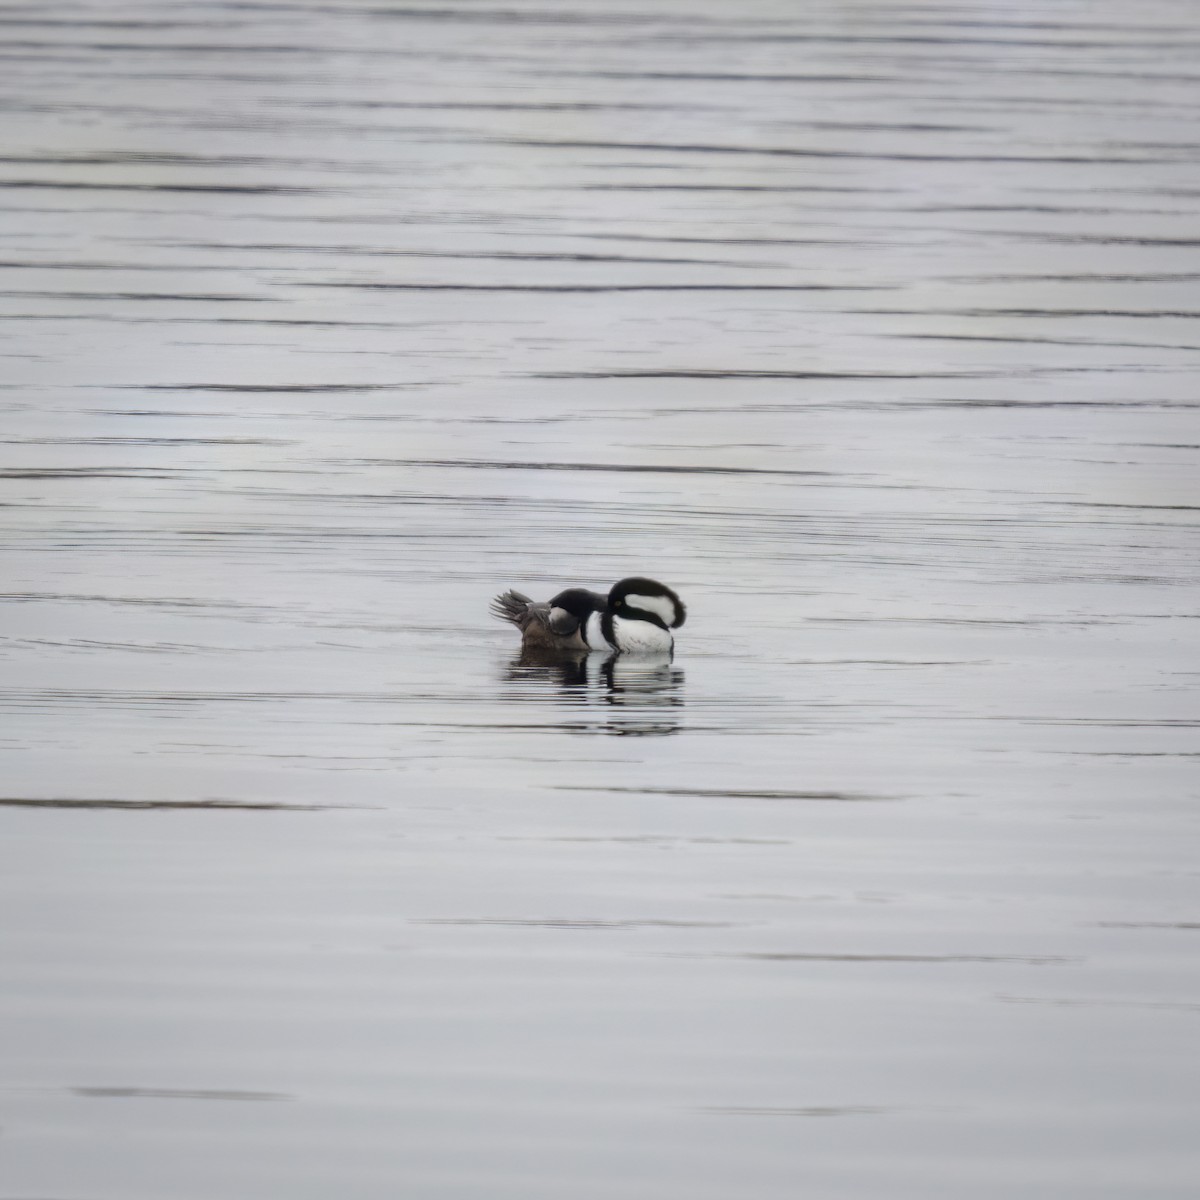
[490,585,608,653]
[491,576,685,656]
[601,576,686,655]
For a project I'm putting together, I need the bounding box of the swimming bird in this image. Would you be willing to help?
[490,585,608,653]
[601,576,686,655]
[491,576,685,655]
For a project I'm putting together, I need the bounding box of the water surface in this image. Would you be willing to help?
[2,1,1199,1197]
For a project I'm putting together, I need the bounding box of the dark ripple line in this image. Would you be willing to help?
[683,952,1077,965]
[480,136,1170,165]
[416,917,733,929]
[989,65,1200,85]
[0,468,182,479]
[71,1086,292,1101]
[223,5,748,26]
[578,185,883,194]
[1095,922,1200,930]
[858,308,1200,320]
[317,283,886,293]
[3,436,291,446]
[893,333,1200,353]
[699,1105,889,1118]
[0,39,427,54]
[296,99,704,112]
[0,18,218,29]
[535,369,977,380]
[0,151,346,166]
[0,291,273,302]
[654,32,1198,49]
[0,180,317,194]
[1030,235,1200,247]
[784,119,992,132]
[130,383,416,392]
[998,995,1200,1013]
[949,273,1200,282]
[347,457,833,478]
[0,592,265,609]
[570,231,897,245]
[0,314,415,328]
[876,16,1188,32]
[1055,502,1200,512]
[0,687,494,704]
[543,70,905,83]
[864,399,1199,409]
[554,786,894,802]
[165,242,770,267]
[0,260,268,272]
[0,797,325,811]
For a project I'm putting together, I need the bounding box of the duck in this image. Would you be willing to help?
[490,585,608,654]
[491,576,685,656]
[600,576,686,655]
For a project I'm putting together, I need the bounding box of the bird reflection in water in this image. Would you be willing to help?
[503,647,685,737]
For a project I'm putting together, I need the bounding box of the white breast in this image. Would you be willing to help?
[610,614,673,654]
[583,609,607,649]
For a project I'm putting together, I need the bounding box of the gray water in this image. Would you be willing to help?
[2,1,1199,1196]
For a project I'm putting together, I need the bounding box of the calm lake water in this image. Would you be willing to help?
[2,0,1199,1196]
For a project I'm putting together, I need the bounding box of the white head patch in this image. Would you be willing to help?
[624,592,677,627]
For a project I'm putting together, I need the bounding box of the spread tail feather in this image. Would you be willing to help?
[490,589,533,627]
